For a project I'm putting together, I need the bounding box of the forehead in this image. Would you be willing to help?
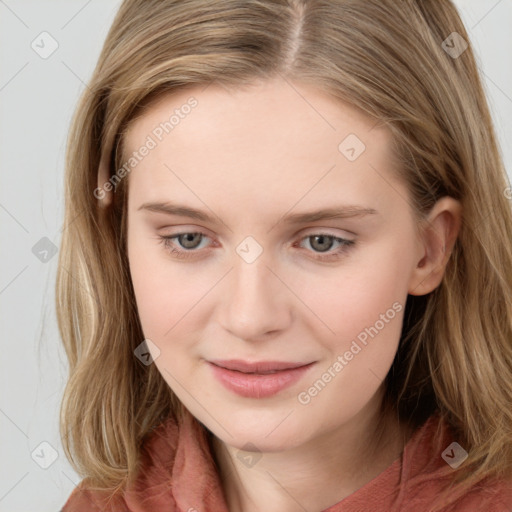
[122,78,401,219]
[125,78,389,154]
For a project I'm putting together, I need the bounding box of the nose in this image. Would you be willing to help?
[217,249,292,342]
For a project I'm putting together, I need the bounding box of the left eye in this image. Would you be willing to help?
[170,232,206,250]
[298,233,352,253]
[158,231,355,261]
[158,232,210,258]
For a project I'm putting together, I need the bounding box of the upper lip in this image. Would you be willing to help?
[209,359,313,373]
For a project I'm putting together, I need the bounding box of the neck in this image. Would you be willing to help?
[210,392,412,512]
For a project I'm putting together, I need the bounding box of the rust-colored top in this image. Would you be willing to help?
[62,411,512,511]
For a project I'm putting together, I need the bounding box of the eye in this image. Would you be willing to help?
[295,233,355,261]
[158,232,211,259]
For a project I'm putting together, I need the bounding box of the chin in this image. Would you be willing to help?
[206,409,311,452]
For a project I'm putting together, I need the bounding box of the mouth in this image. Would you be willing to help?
[208,359,316,398]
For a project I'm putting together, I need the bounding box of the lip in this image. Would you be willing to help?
[208,359,315,398]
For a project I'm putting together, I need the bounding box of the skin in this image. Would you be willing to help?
[115,77,461,512]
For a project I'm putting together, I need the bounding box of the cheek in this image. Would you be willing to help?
[294,254,408,422]
[127,227,206,340]
[313,239,412,346]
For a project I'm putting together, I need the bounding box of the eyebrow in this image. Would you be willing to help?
[137,201,378,224]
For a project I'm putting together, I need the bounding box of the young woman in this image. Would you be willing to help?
[57,1,512,510]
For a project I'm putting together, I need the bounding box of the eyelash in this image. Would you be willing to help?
[157,231,355,262]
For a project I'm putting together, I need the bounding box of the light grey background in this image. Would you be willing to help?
[0,1,511,510]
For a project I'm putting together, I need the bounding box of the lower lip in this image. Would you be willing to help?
[208,362,315,398]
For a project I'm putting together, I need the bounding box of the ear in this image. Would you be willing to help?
[96,151,113,208]
[408,197,462,296]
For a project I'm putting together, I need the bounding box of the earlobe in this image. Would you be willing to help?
[408,197,462,296]
[96,152,113,208]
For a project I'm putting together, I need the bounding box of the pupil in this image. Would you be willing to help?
[311,235,333,252]
[180,233,201,249]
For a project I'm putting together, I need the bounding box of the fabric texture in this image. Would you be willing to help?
[61,410,512,512]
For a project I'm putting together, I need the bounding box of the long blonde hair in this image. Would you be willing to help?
[57,0,512,507]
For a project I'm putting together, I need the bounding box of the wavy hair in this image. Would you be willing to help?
[56,0,512,508]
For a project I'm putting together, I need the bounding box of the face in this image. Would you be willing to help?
[125,78,423,452]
